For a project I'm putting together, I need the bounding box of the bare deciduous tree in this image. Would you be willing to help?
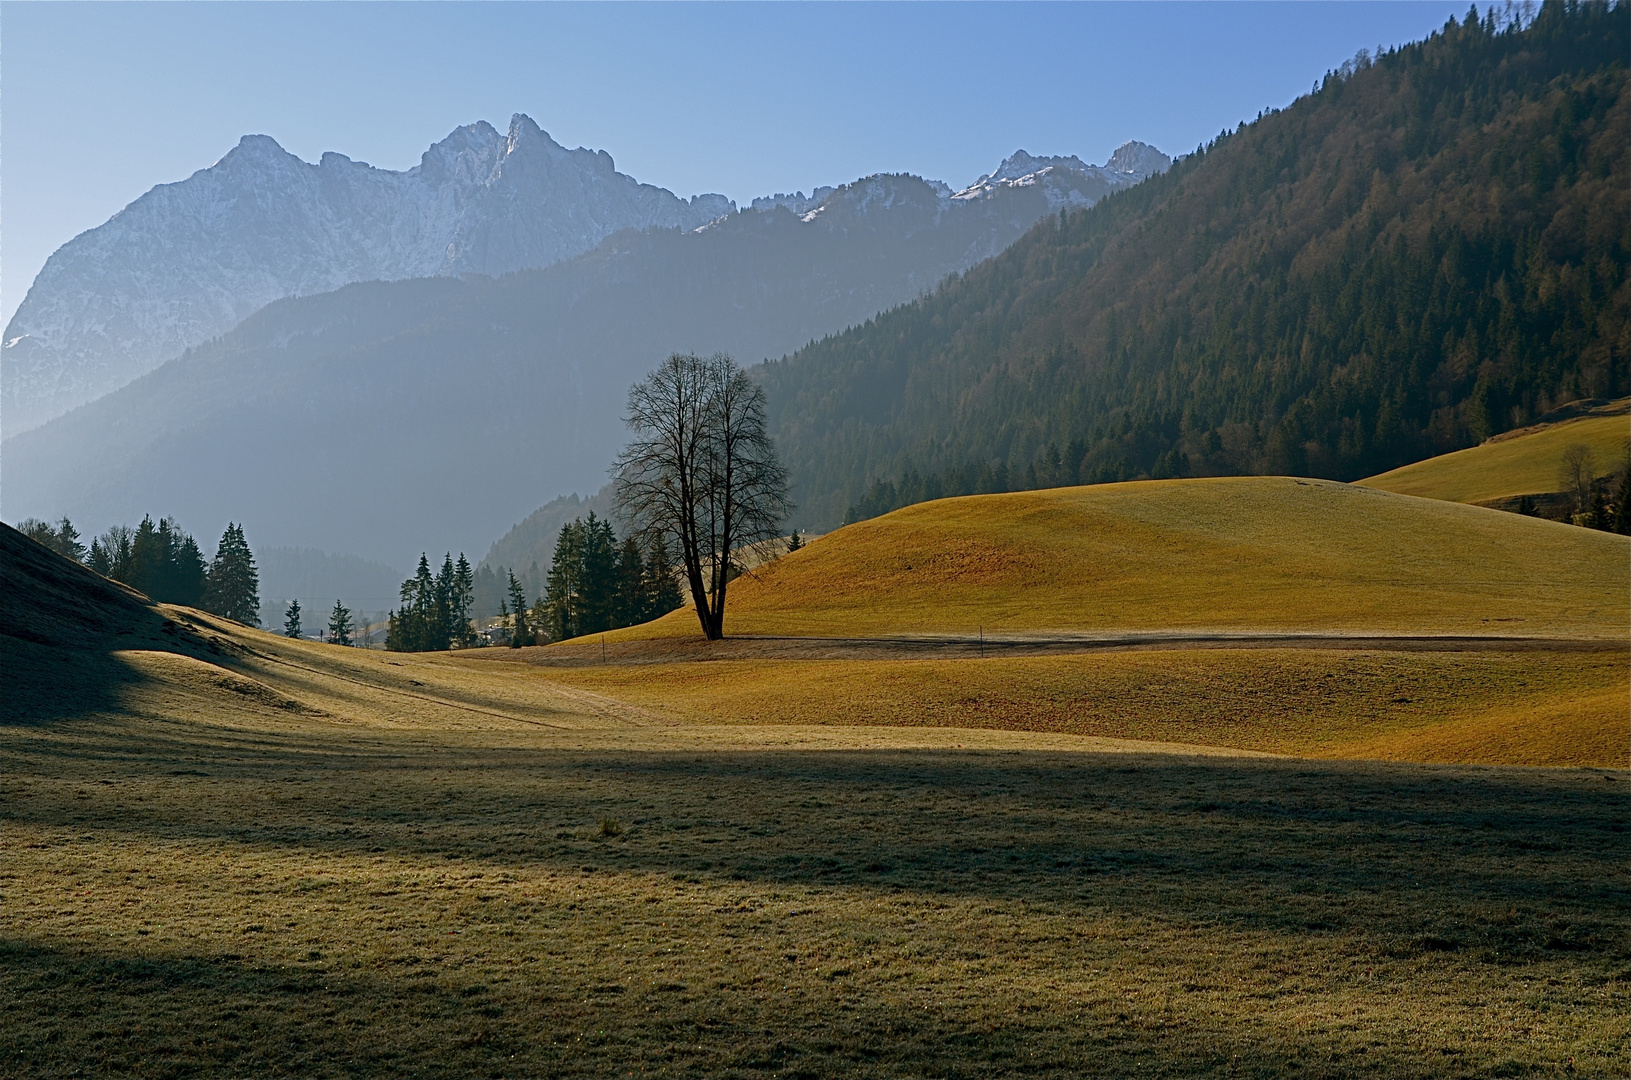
[613,353,792,640]
[1559,443,1596,516]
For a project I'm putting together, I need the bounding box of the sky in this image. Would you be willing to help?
[1,0,1472,327]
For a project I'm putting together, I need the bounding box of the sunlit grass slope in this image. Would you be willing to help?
[609,477,1630,641]
[7,524,1631,1076]
[1357,410,1630,504]
[539,650,1629,769]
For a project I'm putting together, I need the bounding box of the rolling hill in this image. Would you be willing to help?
[762,4,1631,527]
[9,510,1627,1074]
[605,476,1630,641]
[1358,398,1629,506]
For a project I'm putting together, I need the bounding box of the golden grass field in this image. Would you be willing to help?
[608,476,1629,641]
[1357,408,1630,506]
[4,482,1629,1079]
[7,619,1631,1079]
[520,649,1629,768]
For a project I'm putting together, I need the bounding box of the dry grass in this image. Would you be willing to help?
[5,626,1630,1079]
[6,523,1630,1077]
[1358,410,1630,506]
[525,648,1631,769]
[607,477,1629,642]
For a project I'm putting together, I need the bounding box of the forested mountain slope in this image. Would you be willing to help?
[763,3,1630,527]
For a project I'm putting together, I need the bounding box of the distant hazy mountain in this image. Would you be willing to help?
[2,114,734,434]
[2,144,1166,571]
[255,547,406,628]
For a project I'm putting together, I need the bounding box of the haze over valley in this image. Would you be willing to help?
[3,119,1168,571]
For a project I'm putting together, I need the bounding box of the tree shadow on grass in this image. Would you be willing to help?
[9,720,1630,962]
[0,935,1448,1080]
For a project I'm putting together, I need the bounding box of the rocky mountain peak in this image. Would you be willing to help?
[2,116,735,434]
[1105,140,1173,180]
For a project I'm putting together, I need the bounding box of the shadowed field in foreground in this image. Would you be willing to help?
[5,697,1628,1079]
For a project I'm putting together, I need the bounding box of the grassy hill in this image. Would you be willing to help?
[6,521,1630,1076]
[1358,402,1629,506]
[610,477,1630,641]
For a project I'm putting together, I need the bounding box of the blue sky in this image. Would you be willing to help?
[2,1,1470,326]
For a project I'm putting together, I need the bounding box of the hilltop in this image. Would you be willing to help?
[1359,397,1629,508]
[602,477,1630,642]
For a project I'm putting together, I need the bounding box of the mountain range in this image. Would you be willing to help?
[2,114,735,434]
[2,135,1168,570]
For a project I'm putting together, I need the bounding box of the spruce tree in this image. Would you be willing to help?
[452,554,475,646]
[170,529,208,608]
[507,571,533,647]
[328,600,354,647]
[204,523,261,625]
[642,539,683,619]
[435,554,457,650]
[130,515,162,597]
[16,518,83,561]
[615,536,647,627]
[284,599,303,638]
[52,517,85,562]
[580,514,619,635]
[1615,466,1631,536]
[545,521,585,642]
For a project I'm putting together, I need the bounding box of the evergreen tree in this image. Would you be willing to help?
[86,525,134,580]
[544,520,585,642]
[17,517,84,562]
[615,536,647,627]
[284,599,303,638]
[452,554,476,646]
[527,593,552,646]
[328,600,354,647]
[786,531,802,553]
[507,571,533,647]
[580,513,619,635]
[129,515,162,597]
[642,539,684,620]
[170,530,208,608]
[1614,461,1631,535]
[203,523,260,625]
[388,554,443,652]
[435,554,458,650]
[1588,489,1612,531]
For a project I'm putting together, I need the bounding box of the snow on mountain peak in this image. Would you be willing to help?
[974,150,1093,188]
[2,116,737,434]
[1105,140,1173,181]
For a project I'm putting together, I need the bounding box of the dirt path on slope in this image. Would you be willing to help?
[472,631,1627,668]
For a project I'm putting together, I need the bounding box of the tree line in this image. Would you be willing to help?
[383,353,788,649]
[17,515,261,625]
[386,553,477,652]
[538,513,682,643]
[379,516,686,652]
